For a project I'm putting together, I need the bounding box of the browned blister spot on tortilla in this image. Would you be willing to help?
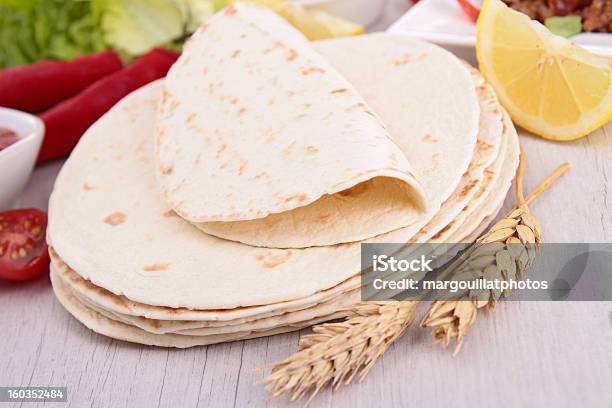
[280,193,309,204]
[253,171,268,180]
[467,162,479,172]
[432,223,453,240]
[104,212,126,226]
[474,185,487,199]
[331,88,348,94]
[143,263,169,272]
[194,153,203,165]
[237,107,247,117]
[216,143,227,157]
[168,99,180,114]
[460,179,478,197]
[301,67,325,76]
[256,251,293,268]
[314,214,330,224]
[231,49,241,58]
[477,140,493,150]
[283,141,296,157]
[338,183,369,198]
[219,161,229,170]
[431,153,440,168]
[230,98,238,105]
[82,183,95,191]
[306,145,319,153]
[266,97,274,106]
[163,209,177,218]
[156,127,166,144]
[287,49,298,61]
[170,179,186,194]
[238,163,246,175]
[393,54,413,66]
[161,165,173,176]
[225,5,237,15]
[421,134,438,143]
[346,102,367,113]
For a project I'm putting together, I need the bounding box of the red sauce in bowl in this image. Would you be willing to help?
[0,127,20,151]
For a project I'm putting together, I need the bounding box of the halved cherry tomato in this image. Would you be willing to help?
[0,209,49,281]
[458,0,480,22]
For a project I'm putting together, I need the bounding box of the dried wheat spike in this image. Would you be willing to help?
[421,149,570,356]
[264,301,418,405]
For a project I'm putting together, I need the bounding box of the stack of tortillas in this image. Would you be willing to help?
[48,4,519,348]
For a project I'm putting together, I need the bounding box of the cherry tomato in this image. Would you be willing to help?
[548,0,581,16]
[0,209,49,281]
[458,0,481,23]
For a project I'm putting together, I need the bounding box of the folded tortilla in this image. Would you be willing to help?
[156,4,429,248]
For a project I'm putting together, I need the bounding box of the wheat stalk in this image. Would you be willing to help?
[420,149,570,355]
[265,149,570,402]
[264,301,418,405]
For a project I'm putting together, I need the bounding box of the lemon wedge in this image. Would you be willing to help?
[476,0,612,141]
[232,0,364,40]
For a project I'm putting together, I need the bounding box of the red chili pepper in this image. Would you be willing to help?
[457,0,480,23]
[37,48,179,163]
[0,51,123,113]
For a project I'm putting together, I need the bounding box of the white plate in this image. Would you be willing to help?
[389,0,612,64]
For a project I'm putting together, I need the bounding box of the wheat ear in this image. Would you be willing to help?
[420,149,570,355]
[264,301,418,404]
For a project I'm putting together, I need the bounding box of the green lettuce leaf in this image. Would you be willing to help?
[93,0,224,56]
[0,0,105,68]
[545,16,582,38]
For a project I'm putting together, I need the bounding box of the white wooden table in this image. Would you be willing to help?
[1,2,611,407]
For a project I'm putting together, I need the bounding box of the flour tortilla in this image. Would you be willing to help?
[63,267,357,336]
[195,32,480,247]
[48,70,477,309]
[50,102,512,327]
[361,119,515,300]
[430,109,519,244]
[156,5,428,248]
[49,246,360,322]
[407,65,503,243]
[51,269,345,348]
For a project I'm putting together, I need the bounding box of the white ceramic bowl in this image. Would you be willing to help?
[0,108,44,210]
[389,0,612,65]
[295,0,387,26]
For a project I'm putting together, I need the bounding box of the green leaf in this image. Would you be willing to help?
[545,15,582,38]
[94,0,187,56]
[0,0,106,68]
[93,0,222,56]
